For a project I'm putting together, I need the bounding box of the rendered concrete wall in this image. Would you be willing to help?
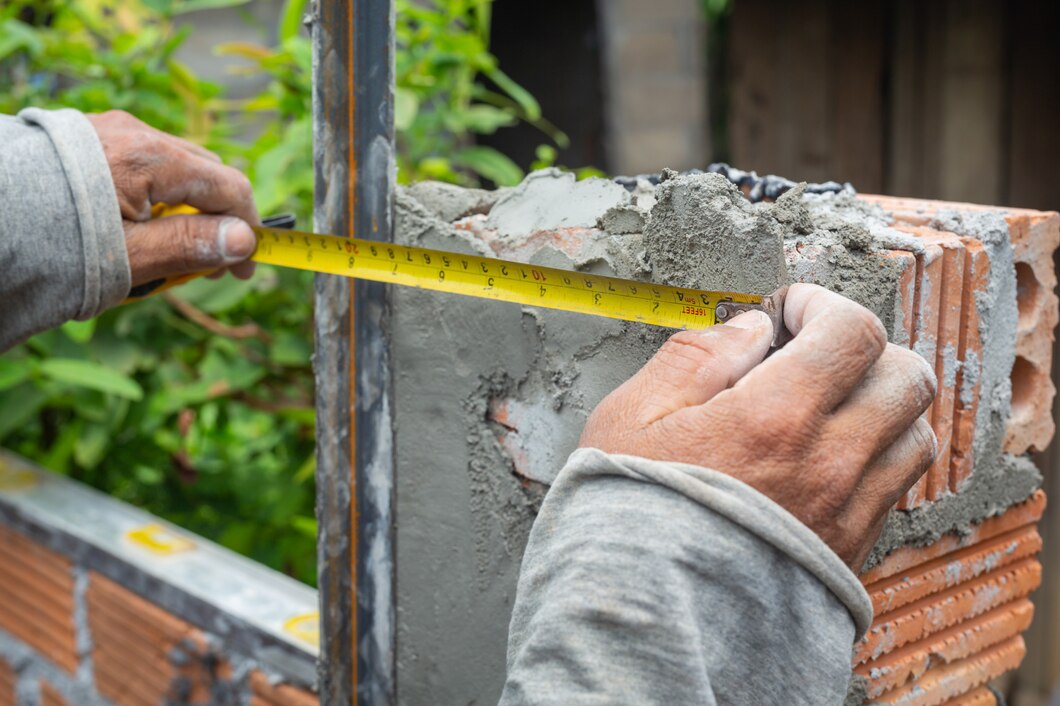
[393,170,1058,705]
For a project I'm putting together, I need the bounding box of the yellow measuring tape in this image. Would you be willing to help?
[127,206,783,334]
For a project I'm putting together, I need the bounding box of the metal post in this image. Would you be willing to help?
[311,0,396,703]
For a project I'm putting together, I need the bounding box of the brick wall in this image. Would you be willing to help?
[0,454,319,706]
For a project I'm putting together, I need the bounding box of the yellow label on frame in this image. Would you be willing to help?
[0,459,38,492]
[283,612,320,645]
[125,523,196,555]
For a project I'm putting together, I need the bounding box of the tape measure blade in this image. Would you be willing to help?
[250,227,758,330]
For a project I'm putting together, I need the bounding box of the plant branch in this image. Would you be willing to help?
[162,291,272,343]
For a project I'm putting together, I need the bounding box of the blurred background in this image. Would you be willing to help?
[0,0,1057,700]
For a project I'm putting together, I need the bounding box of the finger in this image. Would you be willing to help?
[827,343,937,462]
[206,269,226,280]
[124,215,257,286]
[741,283,887,414]
[838,417,937,536]
[605,309,774,427]
[228,260,257,280]
[145,143,260,226]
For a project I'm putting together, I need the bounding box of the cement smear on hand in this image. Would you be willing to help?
[391,169,1036,704]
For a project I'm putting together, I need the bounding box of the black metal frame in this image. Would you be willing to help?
[312,0,396,703]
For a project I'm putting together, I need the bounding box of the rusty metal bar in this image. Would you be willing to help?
[312,0,396,703]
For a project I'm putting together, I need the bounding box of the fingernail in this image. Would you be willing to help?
[219,218,256,263]
[724,309,772,331]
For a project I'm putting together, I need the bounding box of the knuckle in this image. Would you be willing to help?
[176,218,213,269]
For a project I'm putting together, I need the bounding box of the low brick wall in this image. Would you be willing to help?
[0,453,319,706]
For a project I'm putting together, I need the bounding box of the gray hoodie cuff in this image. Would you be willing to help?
[570,448,875,638]
[18,108,129,319]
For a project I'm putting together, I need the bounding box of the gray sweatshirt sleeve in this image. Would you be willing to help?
[0,108,128,351]
[501,448,873,706]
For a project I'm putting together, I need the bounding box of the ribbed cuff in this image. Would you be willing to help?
[18,108,128,319]
[568,448,875,639]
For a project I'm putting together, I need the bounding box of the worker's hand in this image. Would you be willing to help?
[87,110,260,286]
[580,283,938,570]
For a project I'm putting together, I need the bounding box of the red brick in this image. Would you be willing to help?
[861,491,1046,585]
[855,558,1040,664]
[87,573,234,706]
[0,526,77,673]
[1005,211,1059,454]
[865,527,1041,616]
[39,681,71,706]
[885,250,918,348]
[855,600,1033,698]
[860,195,1060,455]
[899,239,943,509]
[0,658,14,706]
[250,671,319,706]
[871,635,1025,706]
[905,229,965,500]
[947,687,997,705]
[950,239,990,492]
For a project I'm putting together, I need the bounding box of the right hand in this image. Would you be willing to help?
[580,283,938,570]
[87,110,261,287]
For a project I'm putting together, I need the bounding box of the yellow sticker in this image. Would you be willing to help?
[125,523,195,555]
[0,459,38,492]
[283,612,320,646]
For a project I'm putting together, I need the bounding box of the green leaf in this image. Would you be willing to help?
[174,276,255,315]
[61,319,96,344]
[75,423,111,470]
[0,359,30,392]
[483,67,540,121]
[0,19,45,61]
[279,0,309,42]
[456,146,524,187]
[38,359,144,401]
[456,105,516,134]
[169,0,254,15]
[395,87,420,131]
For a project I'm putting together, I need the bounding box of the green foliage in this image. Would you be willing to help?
[0,0,584,586]
[395,0,569,186]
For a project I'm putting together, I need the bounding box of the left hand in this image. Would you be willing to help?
[87,110,261,286]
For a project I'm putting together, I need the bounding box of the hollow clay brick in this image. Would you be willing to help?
[860,491,1046,584]
[871,635,1025,706]
[885,250,918,349]
[250,671,319,706]
[87,573,200,706]
[39,681,71,706]
[951,239,990,492]
[861,195,1059,455]
[0,658,14,706]
[855,600,1033,698]
[947,687,997,706]
[899,241,943,509]
[854,559,1040,664]
[1005,211,1060,453]
[0,527,77,674]
[900,228,966,501]
[865,527,1041,616]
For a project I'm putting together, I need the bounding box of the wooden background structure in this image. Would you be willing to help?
[728,1,1059,702]
[728,0,1058,213]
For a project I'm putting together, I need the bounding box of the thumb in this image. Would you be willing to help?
[612,309,774,427]
[124,215,257,286]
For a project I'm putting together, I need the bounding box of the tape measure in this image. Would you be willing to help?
[126,206,785,338]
